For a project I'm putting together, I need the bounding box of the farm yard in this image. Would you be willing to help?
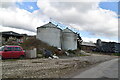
[2,54,117,78]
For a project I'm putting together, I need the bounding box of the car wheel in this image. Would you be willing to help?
[19,55,24,59]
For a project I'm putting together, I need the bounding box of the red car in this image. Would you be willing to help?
[0,45,25,59]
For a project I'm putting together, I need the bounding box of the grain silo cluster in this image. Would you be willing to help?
[36,22,78,50]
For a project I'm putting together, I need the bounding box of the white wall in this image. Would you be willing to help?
[36,28,62,48]
[26,48,37,58]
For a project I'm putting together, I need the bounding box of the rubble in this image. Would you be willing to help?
[2,55,116,78]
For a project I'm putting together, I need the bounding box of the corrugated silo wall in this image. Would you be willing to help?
[36,28,62,48]
[62,32,77,50]
[0,32,2,46]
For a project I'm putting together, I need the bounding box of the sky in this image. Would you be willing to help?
[0,0,119,43]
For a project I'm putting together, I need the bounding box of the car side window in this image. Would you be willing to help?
[14,47,22,51]
[0,46,4,51]
[6,47,14,51]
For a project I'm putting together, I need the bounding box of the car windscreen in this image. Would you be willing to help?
[0,46,4,51]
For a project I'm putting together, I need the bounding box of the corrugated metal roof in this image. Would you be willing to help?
[81,42,96,47]
[41,22,56,28]
[37,22,62,30]
[2,31,23,37]
[63,28,77,35]
[63,28,74,32]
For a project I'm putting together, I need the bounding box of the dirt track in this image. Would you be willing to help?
[2,54,117,78]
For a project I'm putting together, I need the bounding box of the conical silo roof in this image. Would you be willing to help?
[41,22,56,28]
[37,22,62,30]
[63,28,75,33]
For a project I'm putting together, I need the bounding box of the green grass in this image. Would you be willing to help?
[2,59,19,61]
[92,51,120,56]
[77,54,90,56]
[112,53,120,56]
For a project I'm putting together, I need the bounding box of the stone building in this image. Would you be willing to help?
[95,39,120,53]
[36,22,79,50]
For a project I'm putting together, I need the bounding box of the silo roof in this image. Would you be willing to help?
[63,28,76,34]
[2,31,23,37]
[37,22,62,30]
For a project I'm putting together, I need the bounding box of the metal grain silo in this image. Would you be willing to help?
[62,28,77,50]
[96,39,102,47]
[36,22,62,48]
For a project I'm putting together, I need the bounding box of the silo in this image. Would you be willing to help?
[36,22,62,48]
[96,39,102,47]
[62,28,77,50]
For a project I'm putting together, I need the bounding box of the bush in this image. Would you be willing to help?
[3,37,21,45]
[67,50,76,54]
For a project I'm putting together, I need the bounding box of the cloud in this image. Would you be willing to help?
[82,37,118,43]
[0,25,36,35]
[1,0,23,8]
[0,8,48,32]
[37,0,118,38]
[118,18,120,42]
[36,0,119,2]
[29,6,34,10]
[0,0,118,42]
[0,1,49,32]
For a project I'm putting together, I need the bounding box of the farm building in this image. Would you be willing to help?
[95,39,120,53]
[81,42,96,52]
[36,22,81,50]
[1,31,24,45]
